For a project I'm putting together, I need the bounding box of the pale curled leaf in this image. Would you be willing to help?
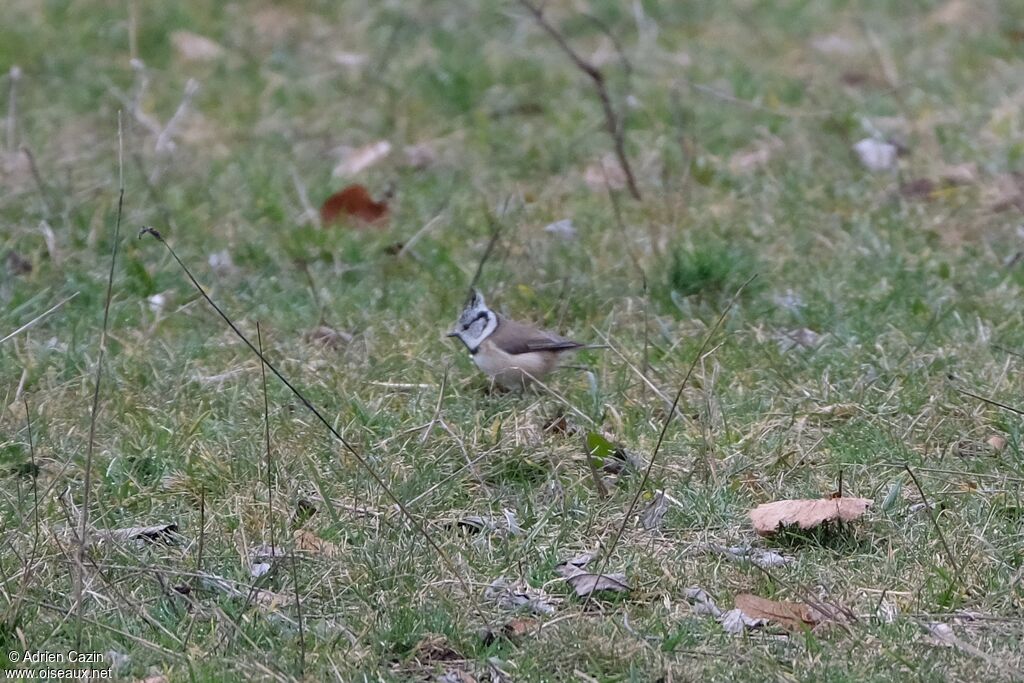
[554,551,595,577]
[641,491,669,531]
[171,31,225,62]
[485,577,558,616]
[750,497,873,536]
[331,140,392,178]
[720,608,764,634]
[853,138,897,171]
[543,218,577,240]
[684,587,722,617]
[709,544,793,569]
[563,570,630,598]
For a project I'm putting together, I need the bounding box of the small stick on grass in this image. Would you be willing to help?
[0,292,79,345]
[952,385,1024,416]
[289,546,306,677]
[903,464,965,591]
[582,275,755,610]
[517,0,642,200]
[139,226,490,626]
[466,208,504,300]
[257,323,276,555]
[75,113,125,648]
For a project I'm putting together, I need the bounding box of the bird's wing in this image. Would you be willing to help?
[489,317,584,355]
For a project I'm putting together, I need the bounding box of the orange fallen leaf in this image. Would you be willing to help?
[734,593,825,631]
[320,184,389,226]
[750,497,872,536]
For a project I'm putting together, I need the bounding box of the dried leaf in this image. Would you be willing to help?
[502,617,538,639]
[728,134,784,174]
[853,138,897,171]
[171,31,225,62]
[641,491,669,531]
[250,562,271,578]
[331,140,391,178]
[555,551,596,577]
[775,327,822,352]
[720,607,765,634]
[438,670,477,683]
[810,34,864,56]
[927,622,957,647]
[709,544,792,569]
[304,325,353,350]
[207,249,235,275]
[200,574,291,611]
[563,570,630,598]
[453,512,522,538]
[332,52,368,68]
[320,184,389,226]
[734,593,824,631]
[402,141,440,169]
[750,497,873,536]
[808,403,858,420]
[5,251,31,276]
[684,586,722,617]
[409,635,462,664]
[485,577,558,615]
[293,528,342,557]
[899,178,937,200]
[986,435,1007,452]
[543,219,577,240]
[583,154,626,191]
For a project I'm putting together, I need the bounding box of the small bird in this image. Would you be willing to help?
[447,290,587,389]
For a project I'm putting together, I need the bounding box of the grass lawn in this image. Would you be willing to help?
[1,0,1023,680]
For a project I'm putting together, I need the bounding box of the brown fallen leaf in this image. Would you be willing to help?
[986,435,1007,452]
[734,593,825,631]
[750,497,872,536]
[320,184,389,226]
[900,178,937,200]
[583,154,626,191]
[293,528,342,558]
[304,324,353,350]
[409,634,462,664]
[5,250,31,275]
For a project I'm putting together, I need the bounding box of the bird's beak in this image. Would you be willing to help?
[446,329,459,338]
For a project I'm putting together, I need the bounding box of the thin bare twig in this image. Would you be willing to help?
[466,208,504,300]
[517,0,642,200]
[952,385,1024,416]
[289,546,306,677]
[583,275,755,609]
[139,226,490,626]
[0,292,79,345]
[258,323,276,555]
[75,113,125,647]
[903,464,965,590]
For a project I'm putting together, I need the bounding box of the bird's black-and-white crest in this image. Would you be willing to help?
[448,289,497,352]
